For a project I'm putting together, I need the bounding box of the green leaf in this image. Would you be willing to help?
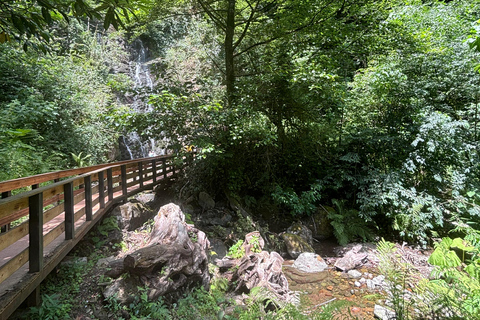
[428,246,462,268]
[41,7,52,24]
[11,14,26,33]
[451,238,475,252]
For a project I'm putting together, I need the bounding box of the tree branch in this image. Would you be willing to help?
[197,0,227,31]
[233,0,339,58]
[233,0,260,51]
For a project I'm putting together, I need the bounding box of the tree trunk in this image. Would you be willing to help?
[225,0,236,106]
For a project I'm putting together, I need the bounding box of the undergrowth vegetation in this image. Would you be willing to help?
[378,225,480,319]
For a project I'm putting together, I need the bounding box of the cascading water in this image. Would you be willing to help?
[120,39,166,160]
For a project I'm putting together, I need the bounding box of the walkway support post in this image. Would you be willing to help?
[84,175,92,221]
[152,159,157,183]
[28,192,43,273]
[98,171,105,209]
[107,168,113,202]
[64,182,74,240]
[138,162,144,188]
[163,159,167,179]
[121,165,127,202]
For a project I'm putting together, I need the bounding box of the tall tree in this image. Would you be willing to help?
[190,0,392,105]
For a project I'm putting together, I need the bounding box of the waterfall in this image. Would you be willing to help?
[119,39,167,159]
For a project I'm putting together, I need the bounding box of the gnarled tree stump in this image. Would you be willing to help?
[105,203,210,301]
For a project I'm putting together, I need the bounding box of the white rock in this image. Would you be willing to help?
[355,281,361,287]
[292,252,328,273]
[348,269,362,279]
[366,279,375,290]
[373,275,386,286]
[359,277,366,284]
[374,304,396,320]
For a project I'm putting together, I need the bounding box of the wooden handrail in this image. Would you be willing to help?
[0,155,172,194]
[0,154,183,320]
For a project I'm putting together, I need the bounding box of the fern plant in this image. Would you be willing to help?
[422,235,480,319]
[377,238,416,320]
[328,199,374,245]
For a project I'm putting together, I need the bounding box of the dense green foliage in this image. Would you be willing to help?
[0,22,128,180]
[3,0,480,246]
[5,1,480,316]
[123,0,480,245]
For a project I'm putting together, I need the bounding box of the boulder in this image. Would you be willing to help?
[334,244,368,271]
[283,266,329,285]
[198,191,215,210]
[210,238,228,260]
[281,233,315,259]
[104,203,210,302]
[305,206,335,240]
[110,201,154,231]
[134,191,156,206]
[196,208,233,227]
[292,253,328,273]
[287,222,313,246]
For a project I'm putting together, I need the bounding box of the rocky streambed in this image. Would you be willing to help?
[10,188,435,320]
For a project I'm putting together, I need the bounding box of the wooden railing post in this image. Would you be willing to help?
[98,171,105,208]
[121,165,127,201]
[84,175,92,221]
[28,192,43,273]
[107,168,113,202]
[1,191,11,233]
[163,159,167,179]
[152,159,157,183]
[138,162,144,188]
[64,182,74,240]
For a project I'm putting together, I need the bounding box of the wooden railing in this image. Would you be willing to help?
[0,155,178,320]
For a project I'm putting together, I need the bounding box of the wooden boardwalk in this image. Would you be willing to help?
[0,155,179,320]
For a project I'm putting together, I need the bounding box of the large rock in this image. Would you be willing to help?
[283,266,329,285]
[134,191,156,206]
[292,252,328,273]
[111,201,154,231]
[104,203,210,302]
[210,238,228,260]
[305,206,335,240]
[198,191,215,210]
[287,222,313,246]
[196,208,233,227]
[281,233,314,259]
[334,244,368,271]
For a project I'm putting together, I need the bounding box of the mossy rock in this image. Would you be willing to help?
[287,222,313,245]
[305,206,335,240]
[281,233,314,259]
